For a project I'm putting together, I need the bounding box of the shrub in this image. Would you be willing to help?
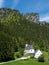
[30,55,34,59]
[38,55,45,62]
[24,54,28,57]
[20,49,24,56]
[14,52,22,59]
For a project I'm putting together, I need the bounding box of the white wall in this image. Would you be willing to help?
[24,49,35,54]
[34,50,42,58]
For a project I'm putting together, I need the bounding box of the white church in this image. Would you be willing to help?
[24,44,35,54]
[24,44,42,58]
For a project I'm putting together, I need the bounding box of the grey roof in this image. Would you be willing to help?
[25,44,33,50]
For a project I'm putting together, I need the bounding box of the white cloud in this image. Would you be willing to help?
[0,0,4,8]
[11,0,19,9]
[40,15,49,22]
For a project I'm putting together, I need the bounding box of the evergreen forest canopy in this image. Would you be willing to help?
[0,8,49,62]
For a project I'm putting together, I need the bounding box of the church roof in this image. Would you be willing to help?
[25,44,33,50]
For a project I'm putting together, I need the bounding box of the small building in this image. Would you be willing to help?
[34,49,42,58]
[24,44,42,59]
[24,44,35,54]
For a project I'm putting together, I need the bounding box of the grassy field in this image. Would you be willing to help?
[0,59,49,65]
[0,51,49,65]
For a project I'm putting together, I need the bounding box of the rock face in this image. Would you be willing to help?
[0,8,46,24]
[0,8,20,17]
[25,13,39,23]
[0,8,11,17]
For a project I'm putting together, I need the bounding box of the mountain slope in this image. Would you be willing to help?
[0,8,49,51]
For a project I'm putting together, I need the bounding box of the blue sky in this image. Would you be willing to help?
[0,0,49,22]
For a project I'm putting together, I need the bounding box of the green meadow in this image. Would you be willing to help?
[0,51,49,65]
[0,59,49,65]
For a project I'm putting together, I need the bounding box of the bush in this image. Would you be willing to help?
[20,49,24,56]
[30,55,34,59]
[14,52,22,59]
[38,55,45,62]
[24,54,28,57]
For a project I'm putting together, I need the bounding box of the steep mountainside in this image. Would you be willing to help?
[0,8,49,51]
[25,13,39,23]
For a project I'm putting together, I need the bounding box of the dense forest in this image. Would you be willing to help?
[0,8,49,62]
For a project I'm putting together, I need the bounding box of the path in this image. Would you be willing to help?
[0,56,30,65]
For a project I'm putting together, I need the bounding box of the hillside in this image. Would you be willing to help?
[0,8,49,61]
[0,8,49,50]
